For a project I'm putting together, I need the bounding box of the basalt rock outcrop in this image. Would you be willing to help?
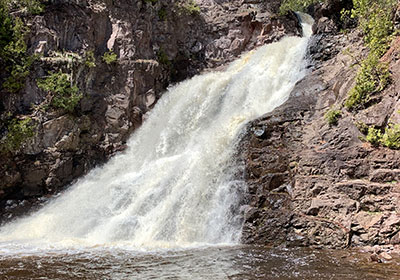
[0,0,300,221]
[241,10,400,248]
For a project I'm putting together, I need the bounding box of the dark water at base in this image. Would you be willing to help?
[1,245,399,280]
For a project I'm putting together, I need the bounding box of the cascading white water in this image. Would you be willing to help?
[0,14,313,251]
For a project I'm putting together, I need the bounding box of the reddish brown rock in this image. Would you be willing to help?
[240,28,400,248]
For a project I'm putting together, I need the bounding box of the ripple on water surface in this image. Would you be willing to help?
[0,245,399,280]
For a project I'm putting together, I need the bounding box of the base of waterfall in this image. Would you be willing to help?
[1,245,399,279]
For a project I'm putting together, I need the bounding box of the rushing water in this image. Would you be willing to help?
[1,14,395,280]
[0,14,313,250]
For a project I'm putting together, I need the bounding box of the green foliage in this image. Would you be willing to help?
[381,124,400,149]
[351,0,396,55]
[0,118,35,153]
[37,72,82,113]
[345,0,396,110]
[325,109,342,126]
[345,54,390,110]
[144,0,158,4]
[181,0,200,15]
[102,50,118,64]
[0,2,13,53]
[158,7,167,21]
[279,0,323,14]
[364,124,400,149]
[6,0,44,15]
[365,126,382,146]
[84,50,96,68]
[0,0,43,92]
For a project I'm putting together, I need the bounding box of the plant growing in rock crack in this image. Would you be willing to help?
[325,109,342,126]
[344,53,390,110]
[37,71,82,113]
[0,0,44,93]
[179,0,200,15]
[363,124,400,149]
[84,50,96,68]
[102,50,118,64]
[365,126,382,146]
[0,117,35,154]
[381,124,400,149]
[158,7,167,21]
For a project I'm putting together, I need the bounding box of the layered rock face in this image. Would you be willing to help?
[241,4,400,248]
[0,0,300,220]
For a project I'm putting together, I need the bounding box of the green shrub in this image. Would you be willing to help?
[37,72,82,113]
[351,0,396,56]
[0,2,13,54]
[0,1,42,93]
[381,124,400,149]
[158,7,167,21]
[363,124,400,149]
[181,0,200,15]
[0,118,35,153]
[84,50,96,68]
[325,109,342,126]
[102,50,118,64]
[345,0,396,110]
[279,0,323,14]
[6,0,44,15]
[365,126,382,146]
[344,54,390,110]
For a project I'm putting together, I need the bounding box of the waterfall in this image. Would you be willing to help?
[0,14,313,251]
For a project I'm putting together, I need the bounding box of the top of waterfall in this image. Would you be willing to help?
[297,12,314,38]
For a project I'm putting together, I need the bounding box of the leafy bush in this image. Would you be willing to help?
[84,50,96,68]
[181,0,200,15]
[102,50,118,64]
[365,127,382,146]
[6,0,44,15]
[351,0,396,56]
[0,0,43,92]
[381,124,400,149]
[158,7,167,21]
[364,124,400,149]
[0,118,35,153]
[37,72,82,113]
[345,54,390,110]
[345,0,396,110]
[279,0,323,14]
[325,109,342,126]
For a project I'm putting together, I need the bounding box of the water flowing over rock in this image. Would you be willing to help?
[0,14,313,250]
[0,0,301,217]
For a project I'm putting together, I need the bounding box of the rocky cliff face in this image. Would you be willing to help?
[241,2,400,250]
[0,0,300,220]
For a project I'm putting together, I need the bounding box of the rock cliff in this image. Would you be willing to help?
[240,0,400,250]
